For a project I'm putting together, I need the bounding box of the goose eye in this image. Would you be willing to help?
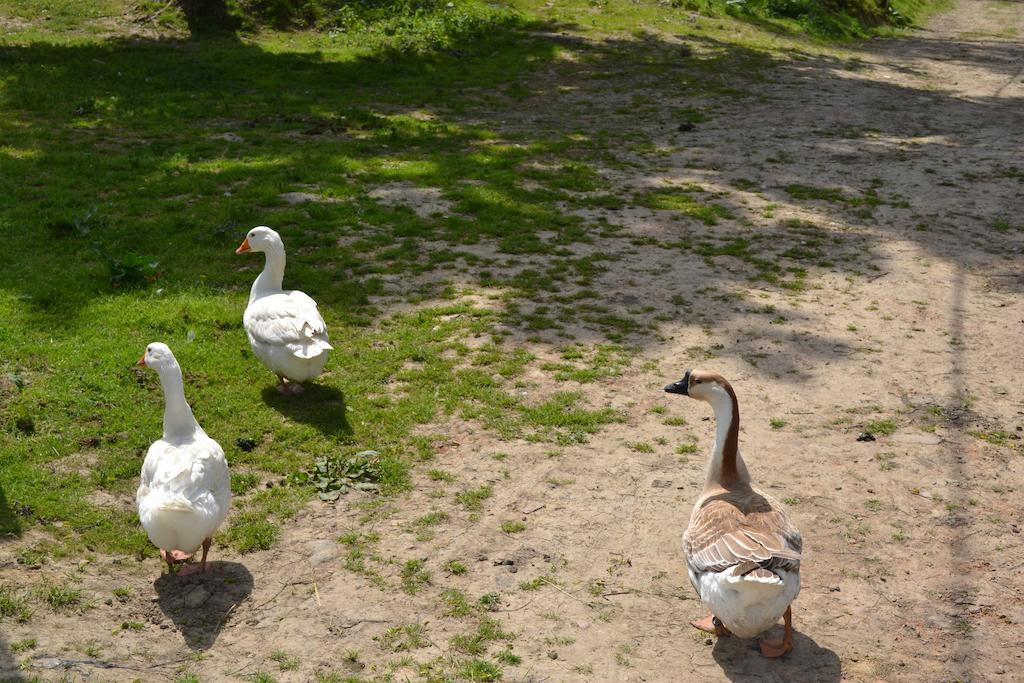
[694,379,702,384]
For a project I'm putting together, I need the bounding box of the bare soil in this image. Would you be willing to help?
[3,2,1023,681]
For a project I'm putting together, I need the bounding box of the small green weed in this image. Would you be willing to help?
[445,559,468,575]
[456,486,493,512]
[400,559,432,595]
[0,585,33,622]
[269,651,300,671]
[864,419,898,436]
[376,623,428,652]
[44,583,83,610]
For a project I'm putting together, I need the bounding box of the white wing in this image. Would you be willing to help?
[244,290,332,359]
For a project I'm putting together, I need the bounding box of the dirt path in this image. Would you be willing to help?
[3,2,1023,681]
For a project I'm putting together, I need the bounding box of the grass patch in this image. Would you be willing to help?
[456,485,493,512]
[376,623,429,652]
[635,187,733,225]
[43,583,83,610]
[0,585,33,622]
[445,559,469,575]
[864,419,898,436]
[400,559,432,595]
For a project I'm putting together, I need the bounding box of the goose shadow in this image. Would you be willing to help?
[260,384,353,439]
[153,561,253,650]
[711,630,840,683]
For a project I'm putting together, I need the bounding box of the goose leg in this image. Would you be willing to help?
[759,605,794,658]
[691,615,731,636]
[276,377,305,395]
[160,549,176,573]
[199,537,211,572]
[176,545,208,577]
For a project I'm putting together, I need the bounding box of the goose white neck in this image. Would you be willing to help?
[250,245,286,302]
[705,389,751,489]
[156,364,203,442]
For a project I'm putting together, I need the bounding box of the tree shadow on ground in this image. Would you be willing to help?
[261,383,353,439]
[154,560,254,650]
[0,18,1017,357]
[711,630,841,682]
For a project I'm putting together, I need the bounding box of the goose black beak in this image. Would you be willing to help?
[664,369,691,396]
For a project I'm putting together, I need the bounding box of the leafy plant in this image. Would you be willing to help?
[290,450,382,501]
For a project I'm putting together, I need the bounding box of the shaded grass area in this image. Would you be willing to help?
[4,1,700,562]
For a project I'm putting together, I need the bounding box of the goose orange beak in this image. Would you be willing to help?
[235,237,251,254]
[137,355,146,366]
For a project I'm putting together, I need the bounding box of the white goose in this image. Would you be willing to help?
[136,343,231,575]
[665,369,802,657]
[235,226,332,394]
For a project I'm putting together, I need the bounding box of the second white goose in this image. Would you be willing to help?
[236,226,332,394]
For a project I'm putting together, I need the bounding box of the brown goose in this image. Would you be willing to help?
[665,369,802,657]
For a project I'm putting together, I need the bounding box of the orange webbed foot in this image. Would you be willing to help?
[691,615,731,636]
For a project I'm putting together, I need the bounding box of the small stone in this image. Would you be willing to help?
[857,432,876,442]
[678,121,696,132]
[547,651,558,660]
[183,586,210,609]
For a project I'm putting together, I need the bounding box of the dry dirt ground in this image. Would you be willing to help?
[3,1,1024,681]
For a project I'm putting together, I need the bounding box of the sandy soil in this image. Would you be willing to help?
[3,1,1023,681]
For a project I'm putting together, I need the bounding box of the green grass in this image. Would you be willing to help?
[500,520,526,534]
[445,559,468,575]
[864,419,898,436]
[400,559,432,595]
[269,651,300,671]
[43,583,83,610]
[456,485,493,512]
[635,187,733,225]
[375,623,429,652]
[0,584,34,622]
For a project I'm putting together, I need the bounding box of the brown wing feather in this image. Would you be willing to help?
[684,487,802,578]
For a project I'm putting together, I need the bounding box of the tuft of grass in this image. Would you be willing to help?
[864,419,898,436]
[375,623,429,652]
[43,583,83,610]
[0,585,33,623]
[495,648,521,665]
[445,559,469,575]
[784,184,846,202]
[769,418,788,430]
[400,559,432,595]
[269,651,300,672]
[457,659,503,682]
[427,469,457,483]
[246,672,277,683]
[501,520,526,534]
[11,637,37,653]
[451,617,514,655]
[440,588,477,618]
[635,187,733,225]
[456,485,493,512]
